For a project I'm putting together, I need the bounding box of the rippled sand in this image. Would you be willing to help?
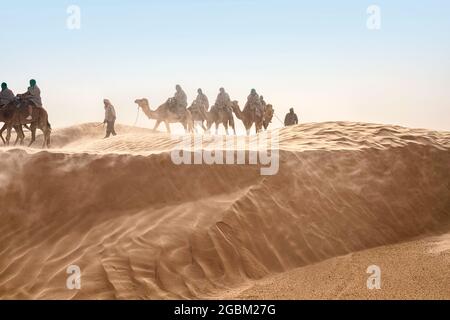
[0,122,448,299]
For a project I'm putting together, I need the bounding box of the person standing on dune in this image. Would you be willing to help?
[284,108,299,126]
[0,83,15,107]
[103,99,117,138]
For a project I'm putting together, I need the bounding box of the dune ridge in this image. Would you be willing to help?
[0,122,449,299]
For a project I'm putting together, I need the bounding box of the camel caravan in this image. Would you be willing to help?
[134,86,275,136]
[0,80,51,148]
[0,81,278,149]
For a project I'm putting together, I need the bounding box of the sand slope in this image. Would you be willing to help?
[235,232,450,300]
[0,122,449,299]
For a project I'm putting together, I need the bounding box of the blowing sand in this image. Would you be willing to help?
[0,122,449,299]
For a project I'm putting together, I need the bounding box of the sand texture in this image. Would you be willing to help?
[0,122,449,299]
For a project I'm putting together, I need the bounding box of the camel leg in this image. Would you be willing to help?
[41,128,47,149]
[194,121,205,134]
[224,122,229,136]
[153,120,161,132]
[28,124,37,147]
[227,117,236,136]
[5,125,12,146]
[187,120,193,134]
[41,127,46,148]
[19,126,25,146]
[195,121,202,134]
[201,121,207,132]
[204,122,211,135]
[215,123,219,135]
[13,125,23,146]
[46,129,51,148]
[40,125,51,149]
[17,126,25,146]
[13,129,20,146]
[44,120,52,148]
[164,121,171,134]
[231,121,236,135]
[0,123,6,145]
[256,124,262,134]
[256,122,262,134]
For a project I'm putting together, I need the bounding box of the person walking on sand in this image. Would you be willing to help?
[284,108,299,126]
[103,99,117,138]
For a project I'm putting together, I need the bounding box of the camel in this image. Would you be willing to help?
[263,104,274,130]
[205,105,236,135]
[0,100,51,148]
[187,103,208,133]
[0,120,25,146]
[134,98,194,134]
[189,104,236,135]
[230,100,264,135]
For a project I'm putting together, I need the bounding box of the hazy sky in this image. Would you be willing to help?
[1,0,449,132]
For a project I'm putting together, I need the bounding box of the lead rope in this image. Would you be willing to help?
[133,106,140,127]
[274,112,285,127]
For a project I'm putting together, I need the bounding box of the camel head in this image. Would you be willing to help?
[265,104,274,120]
[263,104,274,130]
[134,98,149,109]
[230,100,240,112]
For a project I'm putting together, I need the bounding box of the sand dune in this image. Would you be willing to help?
[0,122,449,299]
[235,233,450,300]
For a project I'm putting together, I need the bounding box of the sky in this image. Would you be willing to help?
[1,0,449,132]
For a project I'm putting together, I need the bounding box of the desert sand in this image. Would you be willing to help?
[0,122,449,299]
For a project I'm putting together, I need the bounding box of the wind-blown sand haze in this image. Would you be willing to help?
[0,122,449,299]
